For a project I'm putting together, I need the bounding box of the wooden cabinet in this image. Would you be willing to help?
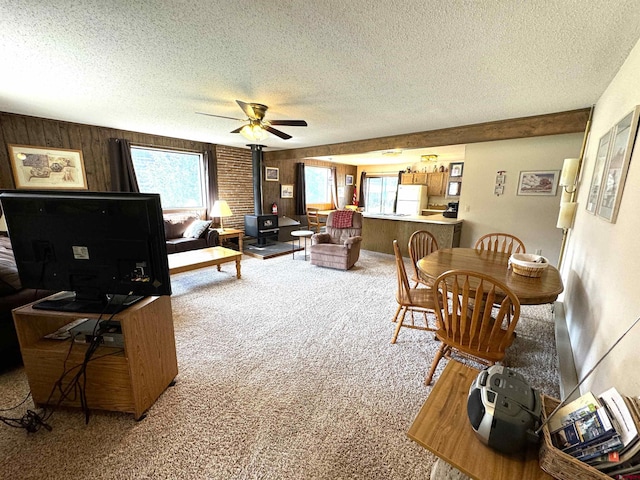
[13,295,178,420]
[400,172,428,185]
[426,172,448,196]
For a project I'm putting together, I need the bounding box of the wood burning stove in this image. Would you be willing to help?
[244,214,279,246]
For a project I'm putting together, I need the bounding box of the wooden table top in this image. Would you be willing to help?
[407,361,554,480]
[417,248,564,305]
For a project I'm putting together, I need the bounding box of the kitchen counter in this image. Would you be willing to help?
[361,213,462,255]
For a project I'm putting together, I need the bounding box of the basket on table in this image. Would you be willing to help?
[509,253,549,278]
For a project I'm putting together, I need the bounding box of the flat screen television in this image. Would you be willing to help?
[0,190,171,314]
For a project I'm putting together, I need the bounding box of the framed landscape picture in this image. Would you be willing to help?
[516,170,559,196]
[8,144,87,190]
[586,129,613,214]
[345,174,354,186]
[596,105,640,223]
[265,166,279,181]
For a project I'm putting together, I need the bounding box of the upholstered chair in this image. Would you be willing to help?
[309,211,363,270]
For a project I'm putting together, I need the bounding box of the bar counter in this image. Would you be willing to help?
[361,213,463,256]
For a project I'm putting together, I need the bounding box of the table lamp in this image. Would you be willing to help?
[211,200,233,231]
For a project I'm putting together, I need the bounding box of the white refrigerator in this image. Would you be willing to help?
[395,185,429,215]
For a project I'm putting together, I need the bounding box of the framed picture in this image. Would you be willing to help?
[448,181,461,196]
[586,129,613,214]
[281,184,294,198]
[449,162,464,178]
[516,170,559,196]
[265,166,279,181]
[596,106,640,223]
[345,174,354,186]
[8,144,87,190]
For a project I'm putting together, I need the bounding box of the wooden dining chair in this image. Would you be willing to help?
[474,233,526,255]
[425,269,520,385]
[391,240,439,344]
[306,207,325,233]
[408,230,439,288]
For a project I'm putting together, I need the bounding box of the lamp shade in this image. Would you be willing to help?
[557,202,577,229]
[240,123,268,141]
[211,200,233,218]
[559,158,579,187]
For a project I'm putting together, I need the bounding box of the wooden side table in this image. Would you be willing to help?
[407,361,553,480]
[216,227,243,252]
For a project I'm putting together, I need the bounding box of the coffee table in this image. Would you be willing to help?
[168,246,242,278]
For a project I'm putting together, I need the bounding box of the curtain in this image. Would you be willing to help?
[295,162,306,215]
[331,166,338,209]
[204,146,219,219]
[358,171,367,209]
[393,171,403,213]
[108,138,139,192]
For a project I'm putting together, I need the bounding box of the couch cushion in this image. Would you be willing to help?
[164,214,199,239]
[167,237,208,253]
[183,220,211,239]
[0,236,21,295]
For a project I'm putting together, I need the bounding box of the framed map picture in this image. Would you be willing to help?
[8,144,87,190]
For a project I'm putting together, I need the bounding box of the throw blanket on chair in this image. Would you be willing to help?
[332,210,354,228]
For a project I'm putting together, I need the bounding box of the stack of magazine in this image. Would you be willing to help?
[549,387,640,477]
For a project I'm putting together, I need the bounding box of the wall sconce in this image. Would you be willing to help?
[559,157,579,193]
[557,202,577,230]
[211,200,233,231]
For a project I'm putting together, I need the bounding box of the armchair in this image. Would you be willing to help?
[309,211,363,270]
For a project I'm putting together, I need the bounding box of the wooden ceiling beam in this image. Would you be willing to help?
[263,108,591,161]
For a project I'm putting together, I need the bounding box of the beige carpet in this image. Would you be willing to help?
[0,250,559,479]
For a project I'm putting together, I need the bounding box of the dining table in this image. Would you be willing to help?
[416,248,564,305]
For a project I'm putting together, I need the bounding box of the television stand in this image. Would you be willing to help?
[33,292,144,314]
[13,295,178,420]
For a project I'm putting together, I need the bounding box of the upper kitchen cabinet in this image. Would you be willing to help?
[400,172,428,185]
[426,172,447,196]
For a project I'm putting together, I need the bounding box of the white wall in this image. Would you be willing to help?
[459,134,583,263]
[562,37,640,396]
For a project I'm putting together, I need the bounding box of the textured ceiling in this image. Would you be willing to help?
[2,1,640,162]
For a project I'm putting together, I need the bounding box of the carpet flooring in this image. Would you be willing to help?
[0,250,559,479]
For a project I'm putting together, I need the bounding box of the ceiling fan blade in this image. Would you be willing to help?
[196,112,244,121]
[269,120,308,127]
[236,100,257,120]
[265,126,292,140]
[230,126,243,133]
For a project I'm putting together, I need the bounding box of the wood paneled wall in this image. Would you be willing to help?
[262,156,357,219]
[0,112,354,231]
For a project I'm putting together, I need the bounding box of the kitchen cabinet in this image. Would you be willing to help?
[400,172,428,185]
[426,172,448,196]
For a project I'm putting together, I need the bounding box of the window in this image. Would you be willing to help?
[304,166,332,206]
[365,176,398,213]
[130,147,205,209]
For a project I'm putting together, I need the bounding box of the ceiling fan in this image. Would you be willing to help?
[197,100,307,141]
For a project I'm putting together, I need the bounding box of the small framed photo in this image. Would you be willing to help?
[517,170,559,196]
[8,144,88,190]
[265,166,279,181]
[345,174,354,186]
[281,184,294,198]
[449,162,464,178]
[448,181,461,196]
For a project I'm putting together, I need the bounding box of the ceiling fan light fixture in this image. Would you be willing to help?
[240,123,268,141]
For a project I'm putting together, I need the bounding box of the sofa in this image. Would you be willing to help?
[164,214,220,254]
[309,211,363,270]
[0,235,55,370]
